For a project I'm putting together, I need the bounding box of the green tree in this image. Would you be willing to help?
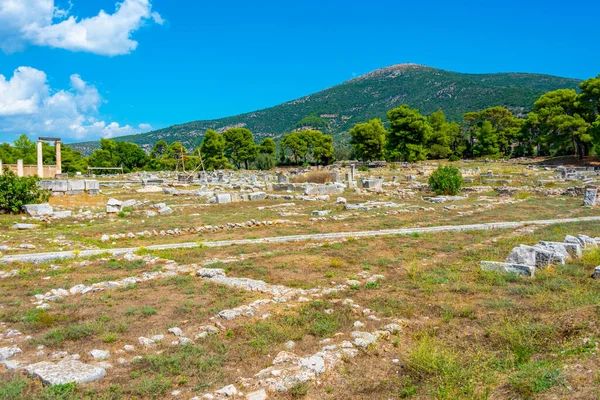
[462,107,520,157]
[257,138,277,157]
[531,89,591,159]
[115,142,148,171]
[88,139,148,172]
[578,75,600,153]
[386,105,431,162]
[427,110,454,159]
[308,130,335,165]
[281,131,309,164]
[200,130,231,170]
[349,118,386,161]
[150,140,168,159]
[13,134,36,164]
[473,121,500,158]
[223,128,258,169]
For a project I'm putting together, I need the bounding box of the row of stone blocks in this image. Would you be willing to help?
[39,180,99,195]
[480,234,597,278]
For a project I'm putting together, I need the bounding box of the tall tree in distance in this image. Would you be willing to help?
[531,89,591,159]
[223,128,258,169]
[386,105,431,162]
[150,140,168,159]
[349,118,386,161]
[472,121,500,157]
[427,110,454,159]
[578,75,600,153]
[200,130,231,170]
[462,107,520,157]
[257,138,277,157]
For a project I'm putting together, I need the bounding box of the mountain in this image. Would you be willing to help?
[71,64,581,155]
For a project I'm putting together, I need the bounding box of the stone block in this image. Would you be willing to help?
[480,261,535,277]
[593,266,600,279]
[157,206,173,215]
[584,188,597,206]
[506,244,565,267]
[67,180,85,192]
[50,180,69,193]
[215,193,232,204]
[51,211,72,219]
[25,360,106,386]
[247,192,266,201]
[539,241,582,259]
[84,180,100,191]
[24,204,53,216]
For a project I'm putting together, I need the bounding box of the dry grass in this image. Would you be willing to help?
[291,171,333,184]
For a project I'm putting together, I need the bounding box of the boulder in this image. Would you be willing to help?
[593,266,600,279]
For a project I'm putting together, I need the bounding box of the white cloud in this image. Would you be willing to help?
[0,66,150,141]
[0,0,163,56]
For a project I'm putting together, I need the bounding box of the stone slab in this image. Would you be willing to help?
[25,360,106,386]
[480,261,535,277]
[24,204,53,216]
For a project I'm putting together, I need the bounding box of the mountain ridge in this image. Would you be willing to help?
[71,64,581,155]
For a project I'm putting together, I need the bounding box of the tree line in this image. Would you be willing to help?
[2,73,598,173]
[350,74,600,161]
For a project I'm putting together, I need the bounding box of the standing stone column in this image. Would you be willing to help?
[17,159,24,177]
[55,141,62,175]
[37,140,44,177]
[0,159,3,175]
[350,164,356,181]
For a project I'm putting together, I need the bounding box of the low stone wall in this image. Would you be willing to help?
[39,180,100,195]
[1,164,56,177]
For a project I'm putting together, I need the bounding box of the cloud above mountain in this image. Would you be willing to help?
[0,66,151,141]
[0,0,163,56]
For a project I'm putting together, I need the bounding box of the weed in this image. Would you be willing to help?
[509,361,564,398]
[290,382,309,397]
[141,306,157,316]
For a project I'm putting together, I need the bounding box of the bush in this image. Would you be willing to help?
[254,154,275,170]
[428,165,463,195]
[0,169,50,214]
[358,166,369,172]
[448,155,460,162]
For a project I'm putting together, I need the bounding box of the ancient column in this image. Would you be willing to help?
[17,159,24,177]
[0,159,3,175]
[37,140,44,177]
[55,141,62,175]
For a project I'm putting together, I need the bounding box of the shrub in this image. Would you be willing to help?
[0,169,50,213]
[255,153,275,170]
[358,165,369,172]
[448,155,460,162]
[428,165,463,195]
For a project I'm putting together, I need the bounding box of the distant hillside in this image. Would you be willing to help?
[72,64,581,155]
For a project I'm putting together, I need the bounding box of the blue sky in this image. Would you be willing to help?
[1,0,599,144]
